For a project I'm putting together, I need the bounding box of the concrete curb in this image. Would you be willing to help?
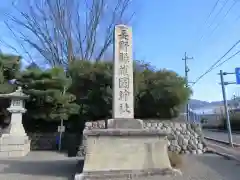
[204,137,240,147]
[206,148,240,163]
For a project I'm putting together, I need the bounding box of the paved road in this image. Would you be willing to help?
[138,154,240,180]
[203,130,240,144]
[1,151,240,180]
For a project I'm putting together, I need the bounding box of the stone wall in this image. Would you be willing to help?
[28,133,58,150]
[144,121,206,154]
[85,121,106,130]
[26,120,206,155]
[85,120,206,154]
[27,132,85,157]
[27,133,81,151]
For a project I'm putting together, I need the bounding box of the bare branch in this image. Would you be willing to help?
[2,21,33,64]
[2,0,134,66]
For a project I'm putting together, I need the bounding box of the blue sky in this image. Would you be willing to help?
[1,0,240,102]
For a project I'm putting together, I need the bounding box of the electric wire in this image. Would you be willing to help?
[198,0,229,43]
[214,49,240,69]
[190,0,220,51]
[204,0,221,24]
[190,0,228,54]
[209,0,237,37]
[192,39,240,86]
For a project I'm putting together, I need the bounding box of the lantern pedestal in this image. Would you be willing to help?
[7,107,27,136]
[0,87,31,158]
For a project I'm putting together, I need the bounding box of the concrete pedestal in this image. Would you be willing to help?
[78,128,173,179]
[0,135,30,158]
[0,109,31,158]
[8,111,27,136]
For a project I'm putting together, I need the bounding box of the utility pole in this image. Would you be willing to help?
[219,70,233,147]
[58,86,66,151]
[182,52,193,122]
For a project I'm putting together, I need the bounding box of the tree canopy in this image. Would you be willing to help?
[68,60,191,120]
[16,65,80,121]
[0,54,20,93]
[0,54,192,132]
[0,54,21,127]
[0,1,191,133]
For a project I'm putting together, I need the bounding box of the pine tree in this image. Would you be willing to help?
[0,54,21,127]
[0,53,20,93]
[16,65,80,121]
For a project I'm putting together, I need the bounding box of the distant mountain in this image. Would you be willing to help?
[189,99,210,109]
[189,99,237,110]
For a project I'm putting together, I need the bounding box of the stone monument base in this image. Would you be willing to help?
[107,118,144,129]
[0,134,31,158]
[76,128,175,180]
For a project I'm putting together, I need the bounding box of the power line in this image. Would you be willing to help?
[192,41,240,86]
[199,0,229,42]
[214,49,240,68]
[208,0,229,29]
[191,0,239,86]
[209,0,238,37]
[190,0,228,53]
[235,1,240,22]
[204,0,221,24]
[190,0,220,50]
[192,39,240,86]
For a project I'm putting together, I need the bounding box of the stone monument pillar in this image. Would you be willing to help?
[76,25,175,180]
[113,25,134,119]
[108,25,143,129]
[0,87,31,158]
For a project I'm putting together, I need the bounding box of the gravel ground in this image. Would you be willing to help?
[0,152,240,180]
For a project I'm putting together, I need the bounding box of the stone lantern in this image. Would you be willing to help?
[0,87,30,157]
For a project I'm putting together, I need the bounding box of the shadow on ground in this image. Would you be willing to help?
[0,152,84,180]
